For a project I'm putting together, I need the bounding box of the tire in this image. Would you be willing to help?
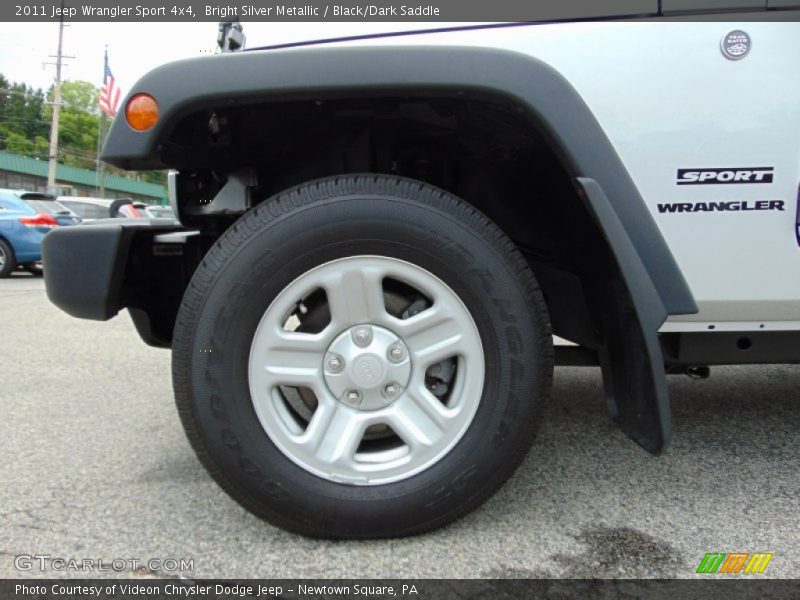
[23,263,43,277]
[0,238,16,278]
[173,174,553,538]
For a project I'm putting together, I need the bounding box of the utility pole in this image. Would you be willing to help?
[46,0,66,194]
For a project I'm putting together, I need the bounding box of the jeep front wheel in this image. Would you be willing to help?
[172,174,552,538]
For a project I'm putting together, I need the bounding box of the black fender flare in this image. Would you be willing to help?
[103,45,698,452]
[104,45,696,317]
[575,177,673,453]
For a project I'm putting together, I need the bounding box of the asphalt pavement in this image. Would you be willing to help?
[1,274,798,579]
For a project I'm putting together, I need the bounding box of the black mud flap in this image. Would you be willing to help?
[575,178,676,454]
[597,280,672,454]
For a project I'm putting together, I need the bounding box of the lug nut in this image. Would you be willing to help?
[325,353,344,373]
[387,343,406,363]
[351,325,373,347]
[382,383,401,400]
[344,390,362,406]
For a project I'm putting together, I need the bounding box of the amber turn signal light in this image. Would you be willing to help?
[125,94,159,131]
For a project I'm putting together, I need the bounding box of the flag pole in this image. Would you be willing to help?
[97,46,108,197]
[95,66,103,193]
[96,113,107,195]
[98,113,107,197]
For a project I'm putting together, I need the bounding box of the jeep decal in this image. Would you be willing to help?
[657,200,785,213]
[677,168,774,185]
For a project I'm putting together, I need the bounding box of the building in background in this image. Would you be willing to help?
[0,151,165,203]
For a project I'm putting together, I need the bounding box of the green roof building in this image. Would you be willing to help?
[0,150,166,203]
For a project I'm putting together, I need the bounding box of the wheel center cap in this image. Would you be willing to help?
[351,354,385,388]
[323,324,411,411]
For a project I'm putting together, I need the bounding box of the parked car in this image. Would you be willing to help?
[0,190,80,277]
[59,197,177,223]
[58,197,145,220]
[113,200,177,222]
[9,192,81,227]
[57,197,116,222]
[116,201,149,218]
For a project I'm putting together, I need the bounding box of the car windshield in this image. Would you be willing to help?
[61,201,110,219]
[24,199,73,215]
[0,194,33,213]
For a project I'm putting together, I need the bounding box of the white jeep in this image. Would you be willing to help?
[43,18,800,538]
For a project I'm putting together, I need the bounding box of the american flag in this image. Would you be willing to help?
[98,52,121,117]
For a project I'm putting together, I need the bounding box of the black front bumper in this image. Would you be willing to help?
[42,219,180,321]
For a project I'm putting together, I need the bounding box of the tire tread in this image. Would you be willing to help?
[172,174,552,538]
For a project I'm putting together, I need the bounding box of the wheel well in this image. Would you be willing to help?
[131,94,625,349]
[0,234,15,256]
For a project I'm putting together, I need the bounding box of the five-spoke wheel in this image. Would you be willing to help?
[248,256,484,485]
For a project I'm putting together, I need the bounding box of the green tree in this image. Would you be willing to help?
[0,74,9,120]
[0,73,165,188]
[3,130,34,155]
[0,79,49,157]
[22,88,47,139]
[43,80,101,168]
[60,80,100,113]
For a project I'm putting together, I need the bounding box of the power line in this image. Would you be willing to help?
[0,87,45,98]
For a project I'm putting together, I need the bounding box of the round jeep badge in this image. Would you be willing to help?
[721,30,751,60]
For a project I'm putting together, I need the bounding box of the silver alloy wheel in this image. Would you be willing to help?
[248,255,484,485]
[0,245,5,269]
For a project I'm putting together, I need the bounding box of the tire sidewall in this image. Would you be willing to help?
[0,238,16,278]
[178,190,549,536]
